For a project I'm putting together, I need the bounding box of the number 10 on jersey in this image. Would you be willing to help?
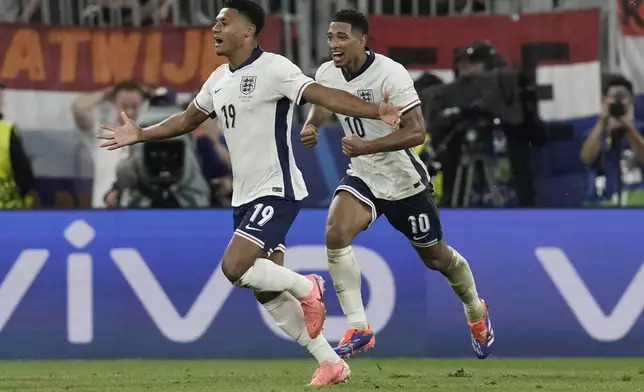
[344,117,366,138]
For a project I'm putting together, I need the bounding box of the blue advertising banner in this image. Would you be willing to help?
[0,209,642,358]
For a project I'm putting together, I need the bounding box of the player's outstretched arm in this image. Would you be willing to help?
[97,102,209,150]
[140,102,209,141]
[302,83,401,127]
[300,104,333,148]
[342,106,426,157]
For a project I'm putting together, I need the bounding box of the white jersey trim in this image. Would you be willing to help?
[234,229,264,249]
[193,98,213,117]
[335,185,378,225]
[296,80,315,106]
[401,99,422,114]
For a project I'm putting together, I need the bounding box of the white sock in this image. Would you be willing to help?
[236,258,313,299]
[327,246,368,331]
[262,292,341,364]
[442,247,485,322]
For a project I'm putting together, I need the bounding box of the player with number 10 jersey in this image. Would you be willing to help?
[301,8,495,361]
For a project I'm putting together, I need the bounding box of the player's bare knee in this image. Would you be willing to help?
[325,222,354,249]
[220,256,251,283]
[417,241,452,271]
[421,255,443,270]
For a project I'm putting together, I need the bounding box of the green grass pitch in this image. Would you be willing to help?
[0,358,642,391]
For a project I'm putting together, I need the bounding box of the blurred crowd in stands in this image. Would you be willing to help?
[1,0,642,209]
[0,0,610,25]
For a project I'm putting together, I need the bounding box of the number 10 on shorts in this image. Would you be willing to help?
[408,213,430,235]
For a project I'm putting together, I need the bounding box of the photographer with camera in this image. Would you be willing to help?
[111,88,211,208]
[580,75,644,206]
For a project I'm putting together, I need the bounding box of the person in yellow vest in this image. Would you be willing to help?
[0,82,35,208]
[411,134,443,202]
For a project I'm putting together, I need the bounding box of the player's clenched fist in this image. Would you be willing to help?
[300,124,319,148]
[342,135,371,157]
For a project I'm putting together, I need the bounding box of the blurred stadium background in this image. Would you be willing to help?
[0,0,643,391]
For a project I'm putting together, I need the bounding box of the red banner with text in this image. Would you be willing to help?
[366,10,599,69]
[0,16,283,92]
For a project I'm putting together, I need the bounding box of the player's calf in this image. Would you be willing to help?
[416,241,484,321]
[253,251,286,304]
[223,235,326,338]
[415,241,493,358]
[415,240,453,271]
[325,190,373,333]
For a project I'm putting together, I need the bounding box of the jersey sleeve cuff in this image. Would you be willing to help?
[295,80,315,106]
[400,99,421,115]
[194,99,217,119]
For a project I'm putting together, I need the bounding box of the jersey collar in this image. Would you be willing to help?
[341,48,376,82]
[229,46,264,73]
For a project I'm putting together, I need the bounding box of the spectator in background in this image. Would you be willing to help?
[0,0,40,22]
[72,81,147,208]
[81,0,141,26]
[0,82,34,208]
[580,75,644,206]
[141,0,177,25]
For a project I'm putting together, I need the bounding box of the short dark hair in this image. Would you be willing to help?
[331,8,369,35]
[602,74,634,97]
[414,72,444,92]
[110,80,147,99]
[223,0,266,36]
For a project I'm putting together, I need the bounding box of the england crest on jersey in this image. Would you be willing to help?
[357,89,374,103]
[240,76,257,95]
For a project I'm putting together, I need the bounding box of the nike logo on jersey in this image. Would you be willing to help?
[244,224,262,232]
[412,233,429,241]
[214,88,222,94]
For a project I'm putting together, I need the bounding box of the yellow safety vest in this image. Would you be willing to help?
[0,120,32,208]
[411,134,443,202]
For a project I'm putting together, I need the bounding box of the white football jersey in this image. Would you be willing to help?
[315,50,430,200]
[194,48,312,207]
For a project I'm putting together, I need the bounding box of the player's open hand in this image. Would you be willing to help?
[300,124,319,148]
[378,91,403,128]
[97,112,142,150]
[342,135,371,157]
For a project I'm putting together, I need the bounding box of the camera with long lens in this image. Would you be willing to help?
[143,140,185,185]
[423,66,531,155]
[139,139,186,208]
[609,91,628,118]
[420,40,546,207]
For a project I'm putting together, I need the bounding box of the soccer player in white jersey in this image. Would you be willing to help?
[301,9,495,359]
[97,0,403,386]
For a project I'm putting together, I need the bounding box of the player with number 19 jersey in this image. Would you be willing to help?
[193,48,313,254]
[194,48,311,208]
[315,50,430,203]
